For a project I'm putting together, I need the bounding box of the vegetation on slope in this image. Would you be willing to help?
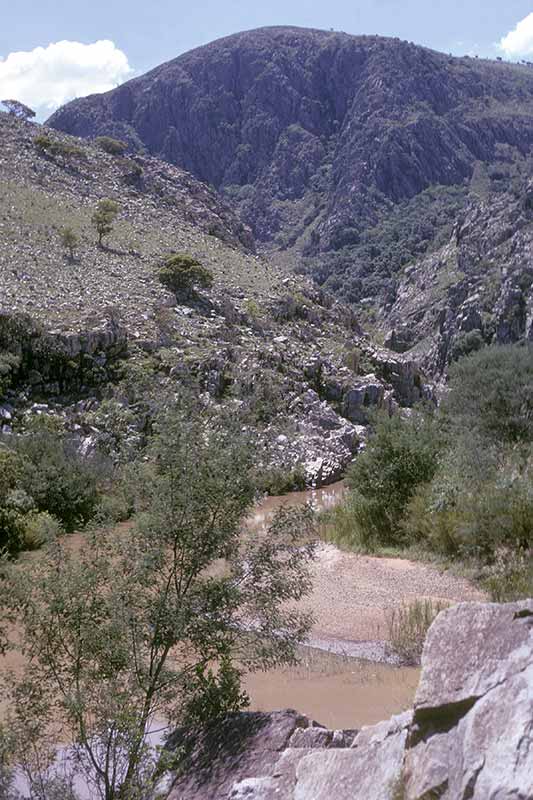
[326,343,533,601]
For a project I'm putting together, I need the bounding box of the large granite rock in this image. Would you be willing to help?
[404,599,533,800]
[160,600,533,799]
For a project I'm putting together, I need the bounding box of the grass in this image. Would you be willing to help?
[386,599,447,665]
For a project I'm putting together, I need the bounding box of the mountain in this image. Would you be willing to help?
[48,26,533,302]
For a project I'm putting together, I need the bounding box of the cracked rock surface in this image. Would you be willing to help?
[404,599,533,800]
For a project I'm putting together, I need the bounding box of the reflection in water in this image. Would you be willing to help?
[249,481,346,532]
[246,645,419,729]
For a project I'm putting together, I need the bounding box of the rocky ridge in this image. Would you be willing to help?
[157,599,533,799]
[382,180,533,374]
[48,26,533,303]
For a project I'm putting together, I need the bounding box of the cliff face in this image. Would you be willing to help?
[48,27,533,299]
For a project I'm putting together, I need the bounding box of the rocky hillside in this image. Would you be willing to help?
[0,113,426,485]
[156,599,533,799]
[48,26,533,302]
[380,178,533,374]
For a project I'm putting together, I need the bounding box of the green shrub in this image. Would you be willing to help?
[0,508,26,555]
[323,492,386,552]
[93,491,132,525]
[450,329,485,361]
[482,547,533,602]
[23,511,63,550]
[158,253,213,295]
[386,599,447,665]
[256,465,306,496]
[33,134,85,159]
[95,136,128,155]
[404,448,533,559]
[444,343,533,445]
[344,412,443,547]
[92,198,119,246]
[13,431,101,532]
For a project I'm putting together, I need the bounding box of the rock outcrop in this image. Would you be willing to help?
[384,185,533,375]
[158,599,533,799]
[404,600,533,799]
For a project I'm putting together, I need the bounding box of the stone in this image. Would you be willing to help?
[404,600,533,800]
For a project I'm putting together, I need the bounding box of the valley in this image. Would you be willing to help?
[0,20,532,800]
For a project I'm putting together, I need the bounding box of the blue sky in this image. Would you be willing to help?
[2,1,533,117]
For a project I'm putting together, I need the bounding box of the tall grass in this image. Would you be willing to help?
[386,599,447,665]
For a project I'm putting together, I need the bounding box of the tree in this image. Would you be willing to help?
[158,253,213,297]
[3,403,316,799]
[61,227,79,261]
[1,99,35,120]
[92,199,119,246]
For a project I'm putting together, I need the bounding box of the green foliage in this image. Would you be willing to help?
[95,135,128,155]
[33,133,85,159]
[60,226,79,260]
[449,329,485,362]
[0,431,101,555]
[158,253,213,295]
[387,599,446,665]
[341,412,443,547]
[315,184,468,304]
[257,465,307,496]
[0,352,20,397]
[444,343,533,445]
[2,401,316,799]
[330,343,533,592]
[482,548,533,602]
[404,452,533,559]
[12,429,101,532]
[23,511,63,550]
[91,198,119,246]
[182,656,250,726]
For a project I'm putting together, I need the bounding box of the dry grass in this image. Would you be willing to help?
[386,598,447,665]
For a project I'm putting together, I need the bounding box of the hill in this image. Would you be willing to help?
[48,26,533,302]
[0,113,425,486]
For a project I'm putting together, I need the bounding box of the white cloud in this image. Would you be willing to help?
[499,13,533,58]
[0,40,133,116]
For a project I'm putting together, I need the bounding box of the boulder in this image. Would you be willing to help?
[404,600,533,799]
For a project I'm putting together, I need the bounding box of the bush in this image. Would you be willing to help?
[404,447,533,559]
[12,431,101,532]
[92,199,119,246]
[482,547,533,602]
[256,465,306,496]
[444,343,533,445]
[23,511,63,550]
[158,253,213,295]
[95,136,128,155]
[386,599,447,665]
[343,411,443,547]
[33,134,85,159]
[0,508,26,555]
